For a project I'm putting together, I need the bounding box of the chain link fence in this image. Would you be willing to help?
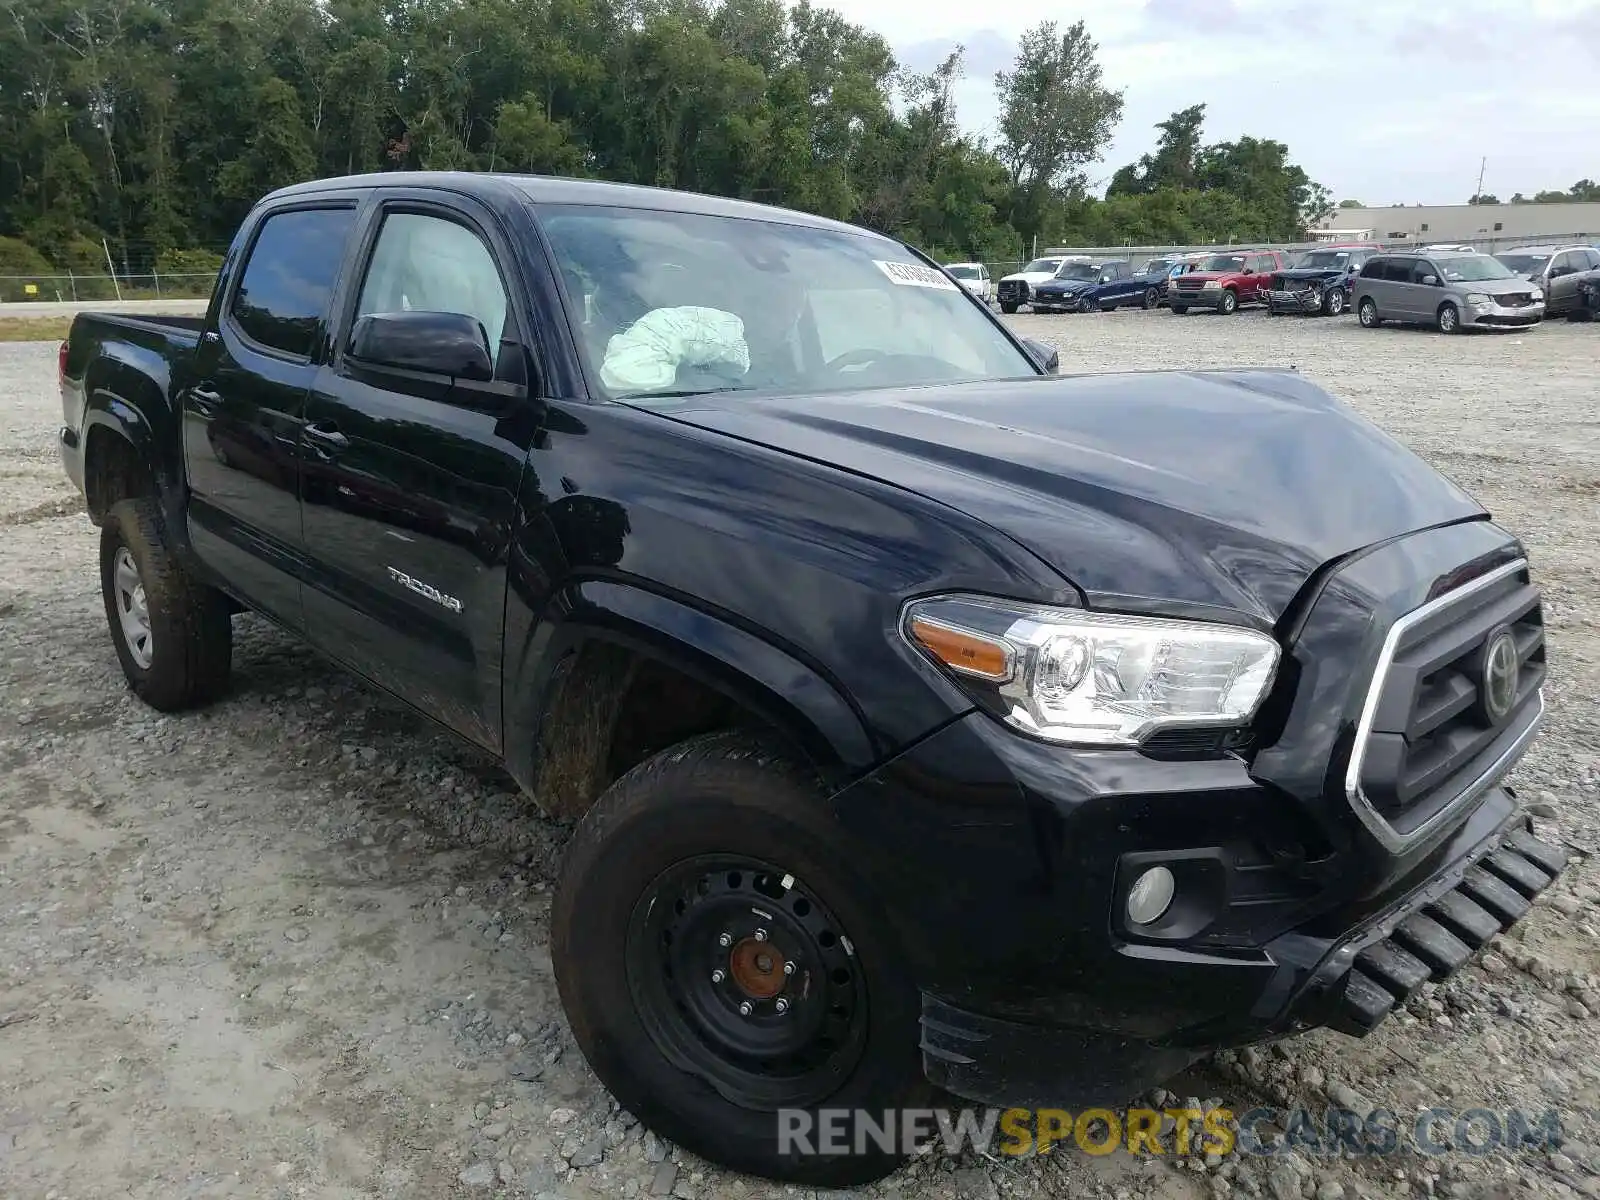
[1,272,216,304]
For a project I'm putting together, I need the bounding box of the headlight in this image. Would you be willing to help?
[1202,280,1220,289]
[1529,287,1544,300]
[1465,292,1491,306]
[903,595,1280,747]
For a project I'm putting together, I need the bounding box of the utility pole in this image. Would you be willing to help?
[1474,157,1486,202]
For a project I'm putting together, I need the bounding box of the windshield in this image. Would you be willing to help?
[1141,259,1174,275]
[1494,253,1550,275]
[1292,250,1358,269]
[945,265,980,279]
[538,204,1036,401]
[1054,263,1101,281]
[1437,256,1516,282]
[1200,254,1247,272]
[1022,258,1063,274]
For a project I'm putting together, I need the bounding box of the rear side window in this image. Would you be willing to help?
[1359,258,1386,278]
[230,207,357,358]
[1383,261,1415,282]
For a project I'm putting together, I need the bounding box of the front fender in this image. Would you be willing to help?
[503,579,881,807]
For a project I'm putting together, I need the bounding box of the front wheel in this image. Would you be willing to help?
[1217,289,1239,315]
[1171,305,1189,315]
[1437,302,1461,334]
[551,732,928,1185]
[100,497,233,711]
[1358,298,1382,328]
[1142,288,1160,309]
[1000,302,1018,314]
[1322,288,1347,316]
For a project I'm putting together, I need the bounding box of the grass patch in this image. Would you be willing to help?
[0,316,72,343]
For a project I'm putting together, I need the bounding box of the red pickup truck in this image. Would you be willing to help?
[1168,249,1288,315]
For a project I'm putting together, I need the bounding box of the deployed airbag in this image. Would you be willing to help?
[600,306,750,392]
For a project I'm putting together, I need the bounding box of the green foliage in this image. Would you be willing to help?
[0,0,1337,277]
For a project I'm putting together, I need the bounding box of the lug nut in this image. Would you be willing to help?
[717,932,732,947]
[775,998,790,1014]
[753,928,768,942]
[711,969,725,984]
[783,961,795,976]
[738,1001,753,1017]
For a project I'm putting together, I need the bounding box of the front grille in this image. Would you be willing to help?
[998,281,1028,300]
[1499,293,1534,308]
[1347,560,1545,851]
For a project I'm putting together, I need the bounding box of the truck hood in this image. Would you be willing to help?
[1175,271,1236,285]
[659,369,1485,624]
[1000,271,1061,284]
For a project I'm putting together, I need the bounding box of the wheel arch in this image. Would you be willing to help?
[80,353,185,531]
[505,580,878,819]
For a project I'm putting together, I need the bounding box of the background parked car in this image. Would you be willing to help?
[1575,274,1600,322]
[996,256,1072,313]
[1167,249,1287,314]
[943,261,994,304]
[1493,245,1600,319]
[1265,244,1382,317]
[1029,259,1137,312]
[1354,251,1544,333]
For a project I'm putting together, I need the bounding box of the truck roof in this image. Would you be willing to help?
[264,171,884,241]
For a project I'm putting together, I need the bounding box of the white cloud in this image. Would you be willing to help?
[826,0,1600,204]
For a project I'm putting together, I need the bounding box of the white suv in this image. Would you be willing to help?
[943,262,993,304]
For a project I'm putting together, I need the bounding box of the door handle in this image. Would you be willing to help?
[189,387,221,416]
[304,422,350,453]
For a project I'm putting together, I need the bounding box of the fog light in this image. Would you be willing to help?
[1126,867,1175,925]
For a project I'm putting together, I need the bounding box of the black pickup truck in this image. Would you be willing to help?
[60,172,1563,1185]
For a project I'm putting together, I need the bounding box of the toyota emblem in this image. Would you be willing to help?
[1482,629,1520,724]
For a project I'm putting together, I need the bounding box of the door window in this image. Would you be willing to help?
[230,207,357,359]
[1252,254,1276,274]
[1409,261,1440,284]
[355,212,510,353]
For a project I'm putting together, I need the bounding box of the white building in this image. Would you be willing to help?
[1318,202,1600,246]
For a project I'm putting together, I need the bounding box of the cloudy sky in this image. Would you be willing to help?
[827,0,1600,206]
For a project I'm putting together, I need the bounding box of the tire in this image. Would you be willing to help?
[551,731,929,1186]
[1217,289,1238,315]
[1358,298,1381,328]
[1000,302,1018,314]
[1171,305,1189,315]
[1568,307,1593,323]
[1142,288,1160,309]
[1322,288,1347,316]
[100,497,232,711]
[1437,302,1461,334]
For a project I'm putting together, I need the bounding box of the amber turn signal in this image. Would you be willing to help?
[908,616,1013,681]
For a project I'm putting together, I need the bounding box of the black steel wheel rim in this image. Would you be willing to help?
[625,855,870,1110]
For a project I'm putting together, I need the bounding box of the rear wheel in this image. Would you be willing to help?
[1437,302,1461,334]
[100,497,232,711]
[1358,298,1381,328]
[1217,289,1239,315]
[552,732,927,1185]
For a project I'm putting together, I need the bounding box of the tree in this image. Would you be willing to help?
[1107,103,1205,196]
[1469,193,1499,205]
[993,20,1123,240]
[1338,199,1364,208]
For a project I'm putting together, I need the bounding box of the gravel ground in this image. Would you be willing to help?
[1,309,1597,1200]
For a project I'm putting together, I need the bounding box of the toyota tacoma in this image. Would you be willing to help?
[58,172,1562,1186]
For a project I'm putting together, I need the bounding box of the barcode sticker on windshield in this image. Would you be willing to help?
[874,260,960,291]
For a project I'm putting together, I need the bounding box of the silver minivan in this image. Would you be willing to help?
[1353,252,1545,333]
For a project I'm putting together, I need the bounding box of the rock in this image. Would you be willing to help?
[474,1102,490,1121]
[671,1182,696,1200]
[272,1163,294,1179]
[283,925,310,943]
[950,1168,999,1200]
[482,1122,509,1140]
[1554,896,1585,916]
[458,1162,496,1189]
[1570,1000,1592,1020]
[649,1163,678,1196]
[567,1132,606,1168]
[1316,1184,1345,1200]
[548,1107,578,1126]
[1328,1082,1371,1117]
[1553,1153,1578,1174]
[644,1132,668,1163]
[1267,1163,1302,1200]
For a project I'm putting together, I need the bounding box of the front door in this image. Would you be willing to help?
[182,203,360,627]
[298,196,538,750]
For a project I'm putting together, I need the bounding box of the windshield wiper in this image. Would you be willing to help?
[616,385,753,400]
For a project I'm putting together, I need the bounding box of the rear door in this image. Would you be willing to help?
[1547,251,1582,314]
[297,190,541,750]
[183,201,360,626]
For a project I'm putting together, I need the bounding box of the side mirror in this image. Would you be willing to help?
[1421,275,1439,286]
[1099,274,1111,283]
[349,310,494,382]
[1020,337,1060,375]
